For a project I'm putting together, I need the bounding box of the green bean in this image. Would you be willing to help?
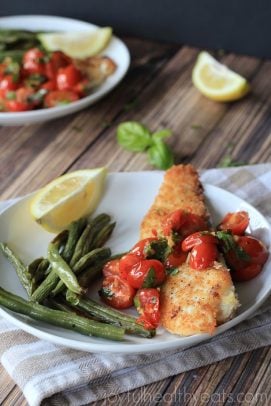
[51,247,111,297]
[66,291,155,338]
[70,214,111,266]
[78,262,106,288]
[91,222,116,248]
[0,243,34,296]
[48,243,83,295]
[27,257,43,277]
[62,218,87,263]
[0,286,125,341]
[31,270,59,303]
[82,214,112,255]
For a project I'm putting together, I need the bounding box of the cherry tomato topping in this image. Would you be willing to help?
[127,259,166,289]
[102,259,121,277]
[5,100,31,112]
[23,48,46,75]
[100,275,136,309]
[56,64,82,91]
[134,288,160,328]
[189,242,218,270]
[225,235,269,273]
[41,80,57,91]
[218,211,250,235]
[231,263,263,282]
[45,51,71,78]
[163,210,207,238]
[44,90,79,108]
[130,238,159,258]
[119,254,140,279]
[73,79,90,96]
[182,232,218,252]
[165,248,187,269]
[0,75,18,93]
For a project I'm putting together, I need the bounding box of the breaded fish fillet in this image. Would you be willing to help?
[140,164,239,335]
[140,165,209,240]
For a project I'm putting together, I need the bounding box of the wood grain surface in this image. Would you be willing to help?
[0,37,270,405]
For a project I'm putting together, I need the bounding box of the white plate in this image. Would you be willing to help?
[0,171,270,353]
[0,15,130,125]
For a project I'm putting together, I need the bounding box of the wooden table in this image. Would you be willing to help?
[0,37,270,405]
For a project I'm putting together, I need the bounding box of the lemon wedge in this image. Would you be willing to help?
[192,51,250,102]
[30,168,107,233]
[38,27,112,59]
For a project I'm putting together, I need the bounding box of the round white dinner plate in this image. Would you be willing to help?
[0,15,130,125]
[0,171,270,353]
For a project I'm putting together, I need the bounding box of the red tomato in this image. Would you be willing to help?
[44,90,79,107]
[100,275,136,309]
[0,75,18,94]
[189,242,218,270]
[127,259,166,289]
[102,259,120,277]
[119,254,140,279]
[73,79,90,96]
[182,232,218,252]
[225,235,268,273]
[45,51,71,78]
[5,100,31,112]
[163,210,206,238]
[163,209,186,236]
[23,48,46,75]
[134,288,160,328]
[56,65,82,91]
[130,238,159,258]
[218,211,249,235]
[231,263,262,282]
[41,80,57,91]
[165,248,187,268]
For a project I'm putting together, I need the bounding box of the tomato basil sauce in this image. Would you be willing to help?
[99,210,269,330]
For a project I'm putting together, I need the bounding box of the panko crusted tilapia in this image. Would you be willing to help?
[140,164,239,335]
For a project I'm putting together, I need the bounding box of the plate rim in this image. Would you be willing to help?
[0,15,130,124]
[0,172,270,353]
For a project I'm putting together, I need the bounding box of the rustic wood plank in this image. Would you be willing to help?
[0,38,178,200]
[70,48,261,173]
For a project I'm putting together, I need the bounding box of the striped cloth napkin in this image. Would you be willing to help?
[0,164,271,406]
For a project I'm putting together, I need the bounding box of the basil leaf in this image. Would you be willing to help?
[216,231,250,261]
[147,140,174,170]
[145,238,170,262]
[99,287,114,298]
[166,267,179,276]
[142,267,156,288]
[152,129,172,141]
[117,121,152,152]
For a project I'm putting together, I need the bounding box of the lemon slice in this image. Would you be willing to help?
[30,168,107,233]
[192,51,250,101]
[38,27,112,59]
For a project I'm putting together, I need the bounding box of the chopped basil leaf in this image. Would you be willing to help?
[100,287,114,298]
[142,267,156,288]
[6,91,16,100]
[216,231,250,261]
[144,238,170,262]
[166,267,179,276]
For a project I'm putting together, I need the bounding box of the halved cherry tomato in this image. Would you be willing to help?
[218,211,249,235]
[41,80,56,91]
[127,259,166,289]
[73,79,90,96]
[56,65,82,91]
[0,75,18,95]
[102,259,121,277]
[231,263,262,282]
[224,235,268,273]
[165,248,187,269]
[182,232,218,252]
[134,288,160,329]
[44,90,79,107]
[130,238,159,258]
[5,100,31,112]
[119,253,140,279]
[23,48,46,75]
[163,210,206,238]
[45,51,71,78]
[189,242,218,270]
[100,275,136,309]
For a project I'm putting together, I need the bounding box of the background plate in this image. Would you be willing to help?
[0,171,270,353]
[0,15,130,125]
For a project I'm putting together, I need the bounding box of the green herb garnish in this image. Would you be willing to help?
[216,231,250,261]
[142,267,156,288]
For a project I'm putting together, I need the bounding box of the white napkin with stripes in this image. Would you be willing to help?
[0,164,271,406]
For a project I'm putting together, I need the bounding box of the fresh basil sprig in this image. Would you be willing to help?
[117,121,174,170]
